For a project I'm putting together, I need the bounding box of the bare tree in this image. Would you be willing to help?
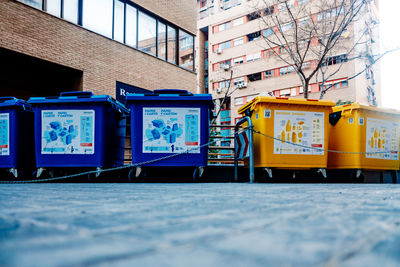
[257,0,373,99]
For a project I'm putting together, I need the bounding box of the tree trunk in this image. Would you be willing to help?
[303,79,309,99]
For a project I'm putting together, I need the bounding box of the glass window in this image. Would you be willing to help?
[264,70,273,78]
[233,17,244,27]
[63,0,79,24]
[158,22,167,60]
[280,22,294,32]
[113,0,124,43]
[167,26,177,64]
[83,0,113,38]
[46,0,61,17]
[342,81,348,87]
[179,30,194,71]
[138,11,156,55]
[234,77,244,85]
[234,56,244,65]
[220,40,231,50]
[125,5,137,48]
[263,28,274,37]
[233,37,244,46]
[234,97,244,106]
[18,0,42,9]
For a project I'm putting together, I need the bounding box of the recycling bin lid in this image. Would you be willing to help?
[126,89,213,102]
[332,102,400,115]
[0,97,30,109]
[28,91,129,114]
[238,96,335,115]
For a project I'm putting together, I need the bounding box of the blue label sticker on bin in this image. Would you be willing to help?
[41,110,95,154]
[0,113,10,156]
[142,107,200,154]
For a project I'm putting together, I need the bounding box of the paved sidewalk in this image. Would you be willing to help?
[1,184,400,266]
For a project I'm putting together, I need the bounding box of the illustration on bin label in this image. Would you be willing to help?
[366,118,399,160]
[274,110,324,155]
[41,110,95,154]
[143,107,200,153]
[0,113,10,156]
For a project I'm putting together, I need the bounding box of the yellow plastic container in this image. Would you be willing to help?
[328,103,400,170]
[238,96,335,169]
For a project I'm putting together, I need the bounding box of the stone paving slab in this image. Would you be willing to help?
[0,184,399,266]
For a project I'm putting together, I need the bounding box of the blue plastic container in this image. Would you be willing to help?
[28,92,128,168]
[0,97,35,174]
[125,89,213,167]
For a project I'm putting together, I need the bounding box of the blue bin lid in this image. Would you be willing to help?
[0,97,31,109]
[28,91,129,114]
[126,89,213,104]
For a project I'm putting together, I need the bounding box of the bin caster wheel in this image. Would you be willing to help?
[128,167,145,182]
[193,167,205,183]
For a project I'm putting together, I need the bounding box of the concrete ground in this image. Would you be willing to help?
[0,183,399,267]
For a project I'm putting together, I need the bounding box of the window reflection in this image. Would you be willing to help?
[63,0,78,24]
[18,0,42,9]
[83,0,113,38]
[138,11,156,55]
[158,22,166,60]
[167,26,176,64]
[114,0,124,43]
[46,0,61,17]
[126,5,137,48]
[179,30,194,71]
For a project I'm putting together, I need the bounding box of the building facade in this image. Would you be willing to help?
[0,0,197,100]
[196,0,381,124]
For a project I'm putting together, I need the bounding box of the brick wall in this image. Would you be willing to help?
[0,0,196,97]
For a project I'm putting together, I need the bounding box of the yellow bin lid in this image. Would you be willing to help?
[332,102,400,116]
[238,96,335,115]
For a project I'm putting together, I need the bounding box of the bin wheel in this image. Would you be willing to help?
[128,167,146,182]
[350,170,364,183]
[193,167,205,183]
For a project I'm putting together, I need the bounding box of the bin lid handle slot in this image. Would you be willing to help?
[60,91,94,98]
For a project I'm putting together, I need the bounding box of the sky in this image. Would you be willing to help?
[379,0,400,109]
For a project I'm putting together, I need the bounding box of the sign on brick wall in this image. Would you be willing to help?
[116,81,151,104]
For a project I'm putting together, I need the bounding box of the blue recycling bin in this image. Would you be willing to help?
[125,89,213,168]
[0,97,35,178]
[28,92,128,170]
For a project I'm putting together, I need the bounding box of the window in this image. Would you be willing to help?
[63,0,78,23]
[248,72,262,82]
[280,22,294,32]
[179,30,194,70]
[290,88,297,96]
[18,0,42,9]
[280,89,291,97]
[265,49,275,57]
[298,17,310,27]
[138,11,157,55]
[167,26,177,64]
[83,0,113,38]
[158,22,167,60]
[247,11,261,21]
[47,0,61,17]
[219,80,230,89]
[113,0,124,43]
[125,4,137,48]
[247,31,261,42]
[233,17,244,27]
[221,59,231,68]
[280,66,295,75]
[234,56,244,65]
[219,21,231,32]
[298,0,309,5]
[264,70,273,78]
[246,52,261,63]
[263,28,274,37]
[264,6,274,16]
[234,77,244,85]
[323,54,348,66]
[302,62,311,70]
[233,37,244,46]
[220,40,232,50]
[278,1,294,12]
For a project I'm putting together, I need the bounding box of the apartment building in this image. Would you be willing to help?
[196,0,381,124]
[0,0,197,101]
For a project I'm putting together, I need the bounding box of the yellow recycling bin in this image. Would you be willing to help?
[238,96,335,169]
[328,103,400,170]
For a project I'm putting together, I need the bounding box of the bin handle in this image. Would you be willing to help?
[60,91,94,98]
[0,97,16,103]
[341,108,353,117]
[153,89,193,96]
